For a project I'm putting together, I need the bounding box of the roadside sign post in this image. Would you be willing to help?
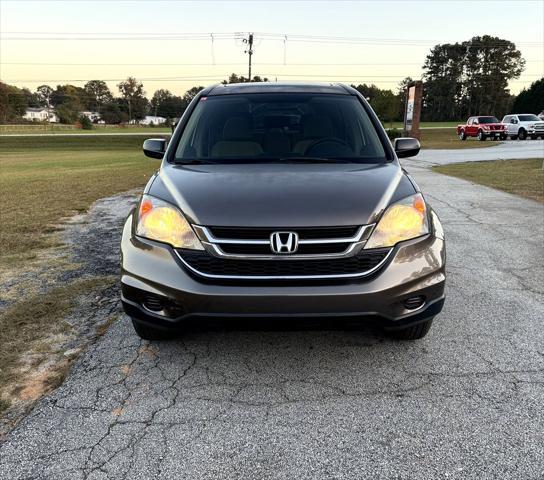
[404,81,423,140]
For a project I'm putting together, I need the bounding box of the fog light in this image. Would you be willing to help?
[403,295,425,310]
[143,293,166,312]
[142,292,184,318]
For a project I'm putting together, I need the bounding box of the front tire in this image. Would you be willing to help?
[477,130,486,141]
[387,317,434,340]
[131,318,171,340]
[500,133,507,141]
[518,129,527,140]
[459,130,467,141]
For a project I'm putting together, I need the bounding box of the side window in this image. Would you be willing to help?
[473,118,479,125]
[510,116,517,124]
[467,118,473,125]
[503,116,510,123]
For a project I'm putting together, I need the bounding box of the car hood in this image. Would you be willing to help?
[151,162,405,227]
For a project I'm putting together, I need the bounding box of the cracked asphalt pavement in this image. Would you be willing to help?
[1,159,543,479]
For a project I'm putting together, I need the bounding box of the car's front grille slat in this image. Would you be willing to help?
[177,248,391,280]
[208,225,360,241]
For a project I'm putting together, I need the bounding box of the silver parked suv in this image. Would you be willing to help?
[502,113,544,140]
[121,83,446,341]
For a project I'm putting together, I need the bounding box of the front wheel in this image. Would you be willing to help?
[500,134,507,141]
[518,129,527,140]
[387,317,434,340]
[459,130,467,141]
[131,318,172,340]
[477,130,486,141]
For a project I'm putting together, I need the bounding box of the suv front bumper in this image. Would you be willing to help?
[120,211,446,330]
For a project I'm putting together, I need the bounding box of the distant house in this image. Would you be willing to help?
[23,107,59,123]
[139,115,167,125]
[79,111,101,123]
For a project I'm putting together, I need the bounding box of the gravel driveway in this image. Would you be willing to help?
[1,156,543,479]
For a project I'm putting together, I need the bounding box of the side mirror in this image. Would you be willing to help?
[394,137,420,158]
[143,138,166,159]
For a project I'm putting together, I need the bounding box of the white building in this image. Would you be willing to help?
[23,108,59,123]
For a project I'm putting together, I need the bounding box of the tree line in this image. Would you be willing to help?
[0,35,542,125]
[0,73,270,124]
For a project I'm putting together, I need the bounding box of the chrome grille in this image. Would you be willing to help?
[176,224,392,280]
[192,224,375,260]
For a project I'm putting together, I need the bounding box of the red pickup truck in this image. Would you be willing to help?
[457,116,507,141]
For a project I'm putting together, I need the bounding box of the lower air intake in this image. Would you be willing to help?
[403,295,426,310]
[177,248,391,280]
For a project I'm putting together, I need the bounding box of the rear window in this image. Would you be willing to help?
[518,114,540,122]
[478,117,500,124]
[173,93,387,164]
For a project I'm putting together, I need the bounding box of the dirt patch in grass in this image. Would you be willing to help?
[0,277,115,404]
[17,360,71,402]
[434,158,544,203]
[420,128,500,149]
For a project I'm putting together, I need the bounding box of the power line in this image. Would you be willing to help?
[1,31,541,48]
[2,60,542,66]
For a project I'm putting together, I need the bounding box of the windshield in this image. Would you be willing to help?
[173,93,387,164]
[518,114,540,122]
[478,117,500,124]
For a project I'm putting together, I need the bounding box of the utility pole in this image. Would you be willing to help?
[244,33,254,81]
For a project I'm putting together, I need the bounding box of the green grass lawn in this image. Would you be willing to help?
[419,127,499,149]
[0,135,163,262]
[434,159,544,203]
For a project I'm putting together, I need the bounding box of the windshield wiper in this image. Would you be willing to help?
[171,157,376,165]
[171,159,222,165]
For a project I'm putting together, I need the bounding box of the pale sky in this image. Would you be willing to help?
[1,0,543,97]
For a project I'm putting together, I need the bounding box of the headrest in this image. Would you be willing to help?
[223,116,252,140]
[263,131,290,154]
[302,115,334,138]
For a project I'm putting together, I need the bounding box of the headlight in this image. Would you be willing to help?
[529,124,535,128]
[364,193,429,249]
[136,195,203,250]
[482,125,490,130]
